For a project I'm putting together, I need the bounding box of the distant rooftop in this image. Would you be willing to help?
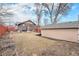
[41,21,79,29]
[17,20,36,26]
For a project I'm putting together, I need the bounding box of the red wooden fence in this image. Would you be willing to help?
[0,25,8,37]
[0,25,16,37]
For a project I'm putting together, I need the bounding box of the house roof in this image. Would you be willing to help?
[17,20,36,26]
[41,21,79,29]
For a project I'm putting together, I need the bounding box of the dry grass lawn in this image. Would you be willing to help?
[10,32,79,56]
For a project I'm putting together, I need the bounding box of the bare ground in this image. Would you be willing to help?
[10,32,79,56]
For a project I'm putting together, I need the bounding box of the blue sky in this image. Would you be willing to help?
[1,3,79,26]
[59,3,79,22]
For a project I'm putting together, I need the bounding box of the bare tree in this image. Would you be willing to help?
[42,3,54,23]
[42,3,71,24]
[44,18,48,26]
[53,3,71,24]
[34,3,43,26]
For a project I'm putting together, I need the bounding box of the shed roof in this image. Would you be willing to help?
[41,21,79,29]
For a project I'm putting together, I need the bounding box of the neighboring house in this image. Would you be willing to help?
[41,21,79,43]
[17,20,36,32]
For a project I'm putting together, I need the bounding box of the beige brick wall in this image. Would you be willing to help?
[41,29,79,43]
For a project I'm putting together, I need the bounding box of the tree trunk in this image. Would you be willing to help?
[37,15,40,26]
[50,3,54,24]
[50,15,53,23]
[53,3,61,24]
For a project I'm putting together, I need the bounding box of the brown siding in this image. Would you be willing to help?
[41,29,79,43]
